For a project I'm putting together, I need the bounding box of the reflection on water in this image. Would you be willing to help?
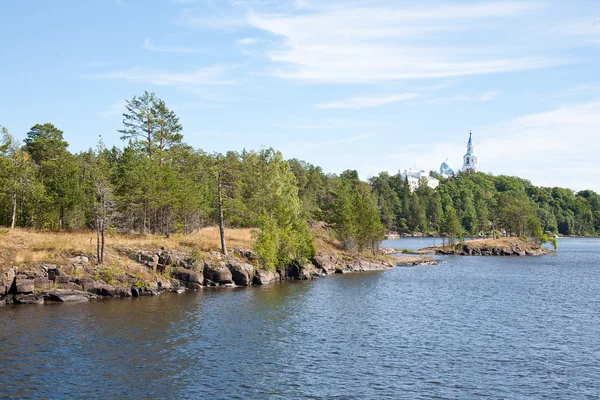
[1,238,599,399]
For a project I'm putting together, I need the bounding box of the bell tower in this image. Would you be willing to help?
[462,130,480,172]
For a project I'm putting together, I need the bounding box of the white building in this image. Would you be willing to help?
[462,130,480,172]
[399,168,439,192]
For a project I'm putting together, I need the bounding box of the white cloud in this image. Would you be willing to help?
[555,14,600,44]
[479,90,500,101]
[246,2,567,83]
[237,37,260,45]
[99,99,127,118]
[143,38,199,53]
[83,66,235,86]
[315,93,419,109]
[381,101,600,192]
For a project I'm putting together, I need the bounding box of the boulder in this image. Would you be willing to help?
[34,277,52,290]
[43,289,93,303]
[253,270,280,285]
[312,254,338,274]
[95,283,117,297]
[14,293,44,304]
[203,262,233,285]
[227,261,254,285]
[299,263,319,280]
[67,256,89,264]
[79,277,99,292]
[115,286,132,297]
[175,268,203,290]
[15,279,34,294]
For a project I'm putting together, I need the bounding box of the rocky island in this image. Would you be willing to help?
[416,237,554,256]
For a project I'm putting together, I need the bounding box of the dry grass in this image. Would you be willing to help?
[0,227,256,273]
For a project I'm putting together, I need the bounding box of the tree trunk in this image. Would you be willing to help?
[10,191,16,229]
[100,219,106,264]
[217,172,227,256]
[96,219,101,265]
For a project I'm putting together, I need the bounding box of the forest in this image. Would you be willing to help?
[1,92,599,268]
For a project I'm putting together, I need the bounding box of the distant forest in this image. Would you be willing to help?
[1,93,599,264]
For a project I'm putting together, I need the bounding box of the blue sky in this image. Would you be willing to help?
[1,0,599,191]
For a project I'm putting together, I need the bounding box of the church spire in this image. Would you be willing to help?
[462,130,480,173]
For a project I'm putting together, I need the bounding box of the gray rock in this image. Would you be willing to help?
[299,263,319,280]
[312,254,338,274]
[253,270,280,285]
[227,261,254,286]
[95,283,117,297]
[14,293,44,304]
[34,277,52,290]
[204,262,233,285]
[15,279,34,294]
[67,256,89,264]
[43,289,92,303]
[175,267,203,290]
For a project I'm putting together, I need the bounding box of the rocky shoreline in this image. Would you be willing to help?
[416,237,553,257]
[0,248,430,306]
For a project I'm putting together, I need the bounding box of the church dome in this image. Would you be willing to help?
[440,158,455,176]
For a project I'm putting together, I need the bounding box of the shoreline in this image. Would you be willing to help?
[1,248,437,306]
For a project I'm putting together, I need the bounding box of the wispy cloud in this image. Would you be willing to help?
[246,2,567,83]
[144,38,199,53]
[315,93,419,109]
[237,37,260,45]
[83,65,235,86]
[479,90,500,101]
[99,99,126,118]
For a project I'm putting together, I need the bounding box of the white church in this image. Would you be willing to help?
[400,131,480,191]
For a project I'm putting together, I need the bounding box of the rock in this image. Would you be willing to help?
[253,270,280,285]
[67,256,89,264]
[55,275,71,284]
[14,293,44,304]
[227,261,254,285]
[312,254,338,274]
[115,286,132,297]
[203,261,233,285]
[43,289,92,303]
[34,277,52,290]
[175,268,203,290]
[95,283,117,297]
[7,267,17,284]
[172,287,186,294]
[299,263,319,279]
[15,279,34,294]
[79,277,98,292]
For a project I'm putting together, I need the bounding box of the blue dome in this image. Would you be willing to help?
[440,158,455,176]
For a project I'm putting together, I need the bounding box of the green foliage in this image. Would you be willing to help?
[94,264,122,285]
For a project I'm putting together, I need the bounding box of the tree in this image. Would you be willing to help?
[23,123,81,229]
[1,128,41,228]
[443,205,462,245]
[119,91,157,158]
[91,139,117,264]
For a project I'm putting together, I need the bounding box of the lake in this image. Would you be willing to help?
[1,238,599,399]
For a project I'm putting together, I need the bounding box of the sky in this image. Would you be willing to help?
[1,0,599,191]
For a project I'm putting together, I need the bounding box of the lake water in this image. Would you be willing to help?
[1,238,599,399]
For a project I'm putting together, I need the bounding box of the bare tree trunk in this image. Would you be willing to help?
[96,219,101,265]
[100,219,106,264]
[10,191,16,229]
[217,172,227,256]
